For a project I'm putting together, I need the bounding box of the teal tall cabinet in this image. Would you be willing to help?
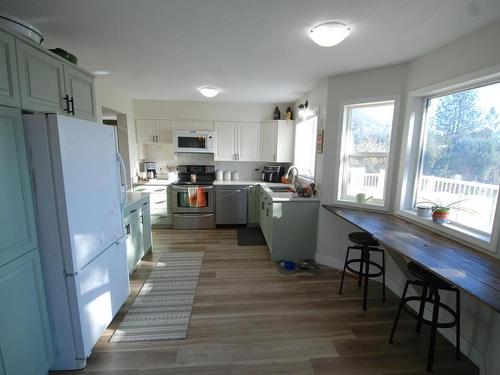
[0,106,54,374]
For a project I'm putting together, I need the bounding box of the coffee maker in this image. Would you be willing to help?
[140,161,157,180]
[261,165,285,182]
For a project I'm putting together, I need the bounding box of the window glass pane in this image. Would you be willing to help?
[294,116,317,178]
[351,103,394,153]
[344,156,387,202]
[416,82,500,234]
[339,101,395,205]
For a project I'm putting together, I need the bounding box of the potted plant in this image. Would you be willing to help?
[415,199,475,223]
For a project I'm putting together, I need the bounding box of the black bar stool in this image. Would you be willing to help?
[338,231,386,311]
[389,262,460,372]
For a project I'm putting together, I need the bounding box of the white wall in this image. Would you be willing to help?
[311,19,500,375]
[95,78,138,185]
[133,100,291,122]
[293,79,328,193]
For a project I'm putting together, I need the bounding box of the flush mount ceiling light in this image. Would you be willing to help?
[198,86,220,98]
[309,22,350,47]
[93,70,111,76]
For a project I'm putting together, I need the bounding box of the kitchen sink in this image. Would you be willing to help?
[269,186,295,193]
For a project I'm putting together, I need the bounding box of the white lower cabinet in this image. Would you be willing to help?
[133,184,172,228]
[215,121,260,161]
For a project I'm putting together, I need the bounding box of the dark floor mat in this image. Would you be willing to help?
[237,227,267,246]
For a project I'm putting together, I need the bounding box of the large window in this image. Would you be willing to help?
[338,100,396,206]
[414,82,500,235]
[294,116,318,179]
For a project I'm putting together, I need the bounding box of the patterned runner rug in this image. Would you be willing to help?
[110,252,203,342]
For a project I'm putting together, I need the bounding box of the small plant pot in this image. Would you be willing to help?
[416,205,433,218]
[432,209,450,223]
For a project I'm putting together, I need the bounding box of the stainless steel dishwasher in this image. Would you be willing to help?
[215,185,248,225]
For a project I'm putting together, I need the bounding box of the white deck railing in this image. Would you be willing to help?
[347,168,499,232]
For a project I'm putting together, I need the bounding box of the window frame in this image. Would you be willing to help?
[293,115,318,180]
[335,96,400,211]
[395,69,500,254]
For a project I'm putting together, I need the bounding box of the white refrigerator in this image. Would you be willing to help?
[23,114,130,370]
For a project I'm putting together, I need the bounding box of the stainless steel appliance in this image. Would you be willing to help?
[216,185,248,225]
[140,161,157,179]
[172,165,216,229]
[173,130,215,153]
[261,165,285,182]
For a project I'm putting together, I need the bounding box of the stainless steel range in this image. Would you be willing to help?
[172,165,216,229]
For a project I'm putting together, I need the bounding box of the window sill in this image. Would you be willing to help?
[396,209,495,253]
[334,199,388,212]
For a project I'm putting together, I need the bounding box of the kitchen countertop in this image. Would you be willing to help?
[132,179,319,202]
[215,180,320,202]
[133,179,172,186]
[124,191,150,210]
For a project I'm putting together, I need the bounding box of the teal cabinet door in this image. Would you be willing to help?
[124,212,143,273]
[0,106,38,266]
[141,202,152,254]
[16,40,66,114]
[0,249,54,375]
[63,65,96,121]
[248,185,260,224]
[0,30,20,108]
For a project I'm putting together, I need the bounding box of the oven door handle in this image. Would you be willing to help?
[172,185,214,191]
[173,213,214,218]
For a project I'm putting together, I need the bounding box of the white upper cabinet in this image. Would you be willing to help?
[237,122,260,161]
[156,120,173,143]
[137,119,173,144]
[215,121,260,161]
[276,120,295,162]
[260,120,294,162]
[259,121,277,162]
[214,121,237,161]
[171,119,213,131]
[137,119,155,143]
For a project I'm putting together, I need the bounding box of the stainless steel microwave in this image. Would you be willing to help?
[173,130,215,153]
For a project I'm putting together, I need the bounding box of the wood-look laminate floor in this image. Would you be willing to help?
[53,229,478,375]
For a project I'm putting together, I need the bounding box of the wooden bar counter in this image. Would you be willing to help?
[323,204,500,312]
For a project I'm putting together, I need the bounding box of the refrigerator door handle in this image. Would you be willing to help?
[117,152,127,208]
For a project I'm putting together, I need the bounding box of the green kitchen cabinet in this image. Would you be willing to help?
[124,207,144,274]
[0,104,54,374]
[0,29,20,108]
[0,106,38,265]
[64,64,96,121]
[141,201,152,254]
[247,185,260,225]
[0,249,54,375]
[16,39,66,114]
[259,187,319,262]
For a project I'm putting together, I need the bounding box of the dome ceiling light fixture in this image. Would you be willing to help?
[309,21,350,47]
[198,86,220,98]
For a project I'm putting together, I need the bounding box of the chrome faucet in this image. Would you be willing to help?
[286,166,299,188]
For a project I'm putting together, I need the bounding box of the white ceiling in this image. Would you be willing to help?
[3,0,500,103]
